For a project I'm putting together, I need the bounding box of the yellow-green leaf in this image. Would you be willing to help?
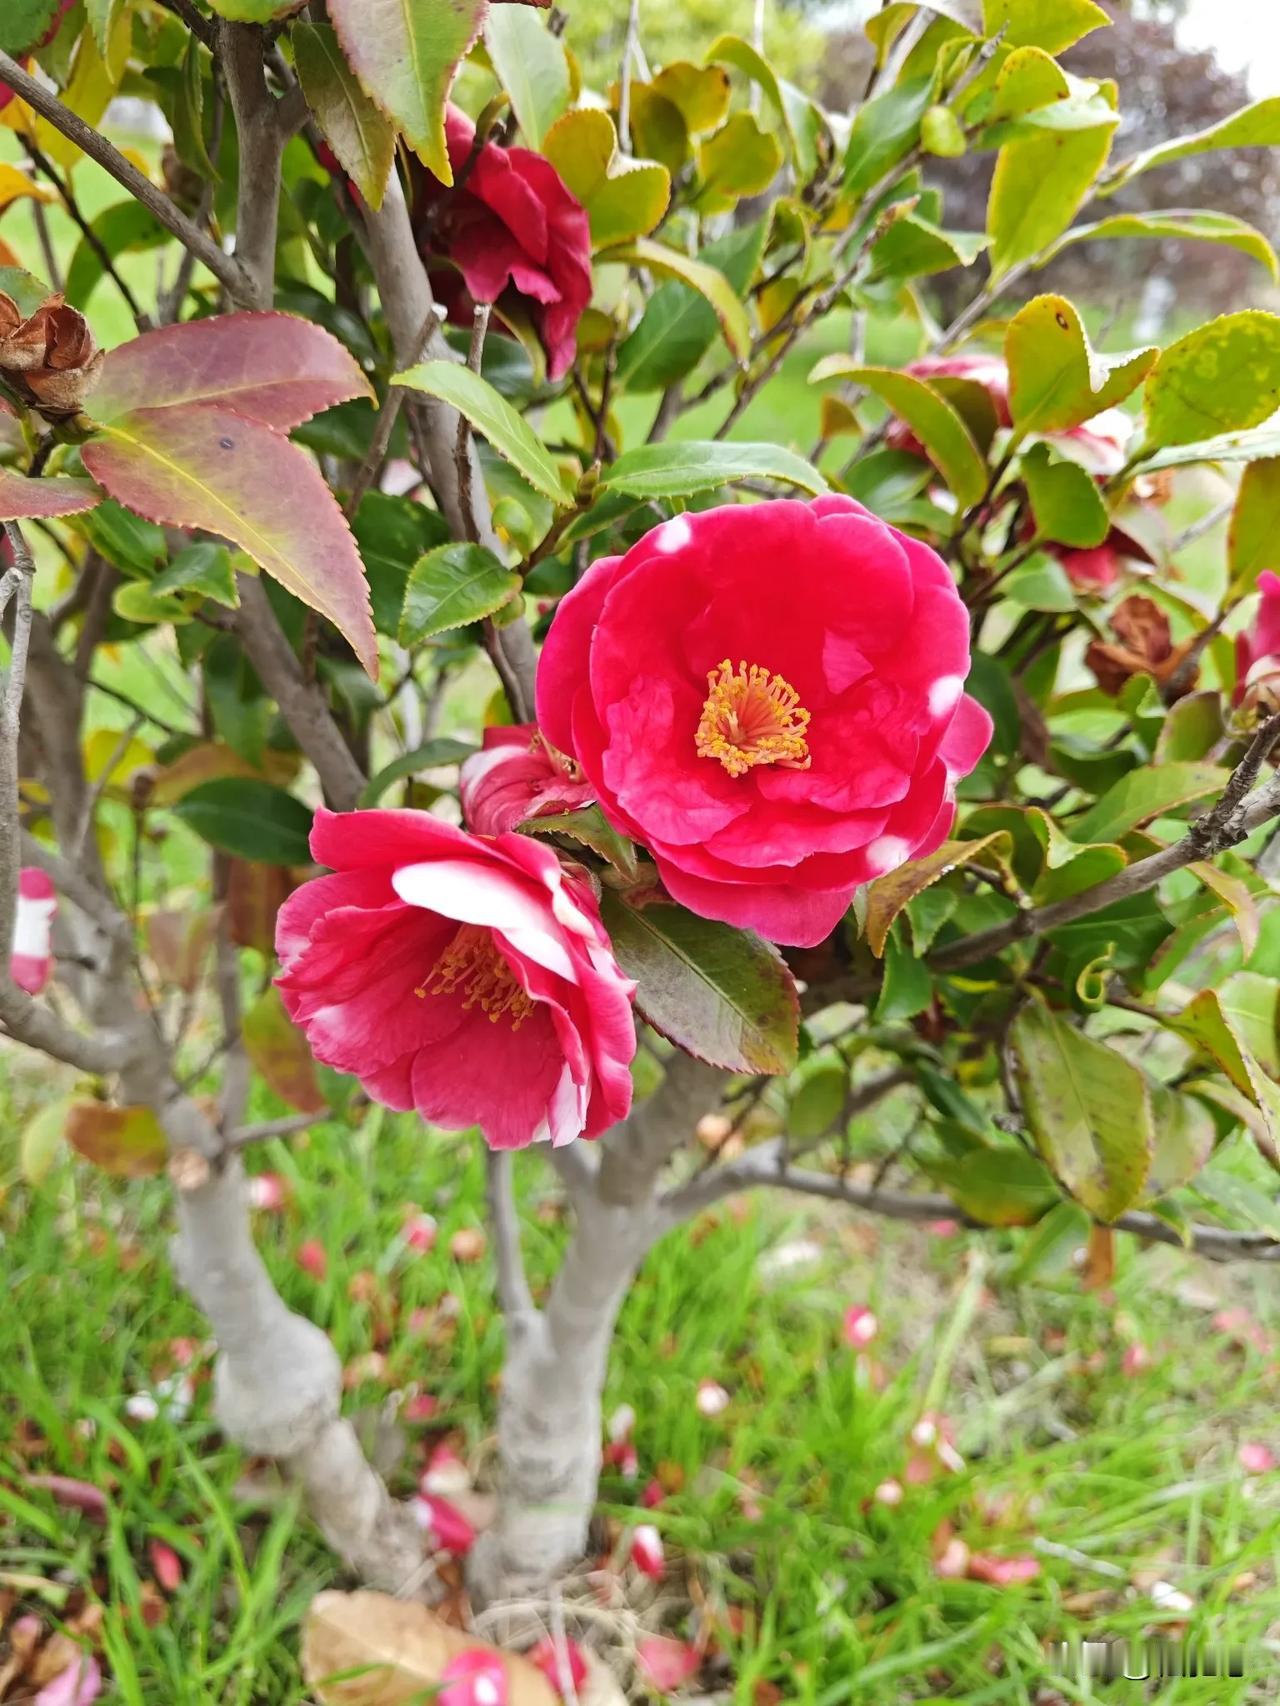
[988,120,1114,279]
[392,360,575,506]
[541,108,670,249]
[1143,311,1280,450]
[811,361,987,508]
[1005,294,1155,432]
[695,112,783,215]
[598,236,750,362]
[294,21,395,209]
[66,1103,167,1179]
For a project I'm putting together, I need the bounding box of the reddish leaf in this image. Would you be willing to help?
[24,1475,109,1523]
[88,311,373,431]
[226,859,297,953]
[65,1103,167,1178]
[242,984,327,1114]
[82,403,378,677]
[635,1636,700,1692]
[0,469,99,519]
[146,907,219,992]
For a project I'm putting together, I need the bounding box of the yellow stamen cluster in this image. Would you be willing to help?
[695,658,812,779]
[419,924,535,1028]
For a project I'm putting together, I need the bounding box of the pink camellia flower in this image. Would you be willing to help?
[843,1305,879,1349]
[275,809,635,1150]
[412,106,592,382]
[630,1522,665,1579]
[537,497,992,947]
[1235,570,1280,706]
[460,725,594,837]
[527,1635,589,1697]
[12,867,57,994]
[422,1442,471,1496]
[415,1491,477,1556]
[439,1650,508,1706]
[890,353,1132,476]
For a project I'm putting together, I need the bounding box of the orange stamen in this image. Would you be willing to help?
[695,658,812,779]
[420,925,535,1028]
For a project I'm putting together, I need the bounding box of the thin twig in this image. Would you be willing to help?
[0,49,250,305]
[345,308,443,521]
[227,1111,320,1149]
[617,0,642,152]
[456,303,491,542]
[23,139,151,329]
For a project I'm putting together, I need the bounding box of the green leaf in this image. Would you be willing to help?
[392,360,574,505]
[66,1102,167,1179]
[695,112,783,215]
[75,498,166,578]
[875,930,934,1022]
[294,21,395,209]
[542,108,670,249]
[1068,762,1227,845]
[1229,457,1280,587]
[1156,692,1225,764]
[864,833,1010,957]
[484,6,570,148]
[811,362,986,508]
[86,0,126,62]
[600,441,826,501]
[983,45,1068,121]
[927,1144,1059,1227]
[65,201,167,310]
[358,737,477,807]
[0,0,61,53]
[0,265,52,317]
[1132,425,1280,475]
[867,214,987,282]
[788,1058,849,1141]
[1005,294,1155,433]
[843,77,933,196]
[243,986,327,1115]
[705,33,822,179]
[981,0,1109,53]
[327,0,486,186]
[20,1097,74,1186]
[599,236,750,362]
[1043,211,1278,280]
[1021,442,1109,547]
[82,406,378,678]
[1143,312,1280,450]
[921,104,966,157]
[208,0,298,17]
[517,805,638,881]
[399,543,521,645]
[151,542,239,609]
[352,491,451,637]
[988,121,1115,279]
[615,220,765,393]
[1010,1002,1154,1222]
[599,889,798,1075]
[173,778,314,865]
[1144,1084,1217,1201]
[1193,1166,1280,1240]
[1105,97,1280,195]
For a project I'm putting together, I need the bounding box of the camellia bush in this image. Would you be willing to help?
[6,0,1280,1686]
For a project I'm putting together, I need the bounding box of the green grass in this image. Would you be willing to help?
[4,1053,1279,1703]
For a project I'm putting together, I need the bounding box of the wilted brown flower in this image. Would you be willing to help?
[1085,596,1198,699]
[0,291,102,417]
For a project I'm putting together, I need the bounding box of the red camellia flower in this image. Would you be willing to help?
[459,724,594,836]
[536,497,992,947]
[275,809,635,1149]
[1235,570,1280,706]
[412,106,592,382]
[890,353,1133,476]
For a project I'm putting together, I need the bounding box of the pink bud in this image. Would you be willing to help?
[421,1443,471,1496]
[1238,1441,1276,1475]
[695,1378,730,1417]
[415,1492,476,1556]
[247,1172,287,1212]
[149,1539,183,1593]
[636,1635,700,1692]
[843,1305,879,1349]
[12,867,56,995]
[873,1478,904,1507]
[527,1634,589,1696]
[439,1650,508,1706]
[630,1522,665,1579]
[295,1239,327,1280]
[402,1393,440,1424]
[404,1212,437,1253]
[641,1477,665,1509]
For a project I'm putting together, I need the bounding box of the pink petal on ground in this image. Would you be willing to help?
[636,1635,701,1692]
[415,1492,476,1556]
[439,1649,508,1706]
[295,1239,327,1280]
[527,1634,589,1695]
[35,1656,102,1706]
[630,1522,665,1579]
[24,1476,108,1523]
[967,1552,1040,1587]
[149,1539,183,1592]
[1238,1441,1276,1475]
[695,1379,730,1417]
[843,1305,879,1349]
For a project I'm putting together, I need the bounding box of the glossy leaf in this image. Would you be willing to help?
[398,543,521,645]
[1005,294,1155,433]
[1133,424,1280,475]
[294,22,395,209]
[0,470,99,520]
[243,986,327,1114]
[358,738,476,808]
[484,6,569,147]
[1143,312,1280,450]
[1068,763,1227,845]
[1021,443,1108,547]
[66,1103,167,1179]
[981,0,1108,53]
[812,362,985,507]
[1011,1002,1153,1222]
[600,441,826,500]
[600,889,798,1075]
[1043,210,1278,280]
[705,33,821,178]
[352,490,450,636]
[172,778,315,865]
[1106,97,1280,194]
[517,805,638,880]
[695,112,783,215]
[928,1144,1059,1227]
[843,77,933,196]
[541,109,669,248]
[598,237,750,361]
[327,0,487,186]
[392,360,575,505]
[615,220,765,393]
[88,312,373,432]
[1229,458,1280,586]
[988,121,1114,279]
[983,45,1068,122]
[864,833,1009,956]
[82,404,378,676]
[648,61,732,135]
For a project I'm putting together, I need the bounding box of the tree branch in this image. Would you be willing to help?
[487,1150,535,1321]
[0,50,251,306]
[661,1139,1280,1264]
[220,21,287,308]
